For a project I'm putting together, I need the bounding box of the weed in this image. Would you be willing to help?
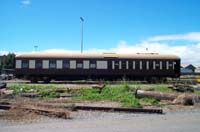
[74,84,143,108]
[151,85,173,93]
[9,84,61,99]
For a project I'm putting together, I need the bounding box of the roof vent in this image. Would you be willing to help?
[103,53,118,58]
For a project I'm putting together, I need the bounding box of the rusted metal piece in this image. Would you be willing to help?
[74,105,163,114]
[0,104,11,110]
[0,101,13,110]
[20,93,40,98]
[20,106,70,119]
[49,88,71,93]
[0,83,6,89]
[168,84,194,92]
[135,89,178,101]
[0,102,71,119]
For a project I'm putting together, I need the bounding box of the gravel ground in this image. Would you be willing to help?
[0,109,200,132]
[1,80,200,132]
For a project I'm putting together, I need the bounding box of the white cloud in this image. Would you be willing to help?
[40,39,200,65]
[148,32,200,42]
[21,0,30,5]
[110,41,200,65]
[2,32,200,66]
[0,51,9,56]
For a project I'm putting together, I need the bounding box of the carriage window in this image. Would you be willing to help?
[126,61,129,69]
[70,60,76,69]
[119,61,122,69]
[36,60,42,69]
[16,60,22,69]
[160,61,162,70]
[83,60,89,69]
[42,60,49,69]
[146,61,149,70]
[139,61,142,70]
[166,61,169,70]
[96,61,107,69]
[153,61,156,70]
[133,61,135,70]
[112,61,115,69]
[56,60,63,69]
[29,60,35,69]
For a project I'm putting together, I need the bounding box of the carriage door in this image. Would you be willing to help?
[174,60,180,76]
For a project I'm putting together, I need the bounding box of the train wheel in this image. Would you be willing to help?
[146,77,160,84]
[43,77,51,83]
[30,77,38,83]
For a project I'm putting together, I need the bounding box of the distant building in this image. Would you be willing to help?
[181,64,196,75]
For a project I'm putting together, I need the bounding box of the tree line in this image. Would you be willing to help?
[0,53,15,72]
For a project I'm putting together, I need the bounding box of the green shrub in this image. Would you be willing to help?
[74,84,143,108]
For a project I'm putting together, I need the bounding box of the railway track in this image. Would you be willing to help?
[1,78,199,85]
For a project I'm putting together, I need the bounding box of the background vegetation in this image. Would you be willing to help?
[0,53,15,71]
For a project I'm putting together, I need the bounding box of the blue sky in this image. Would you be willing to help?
[1,0,200,64]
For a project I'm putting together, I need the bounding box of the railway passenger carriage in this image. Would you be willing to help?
[15,53,180,83]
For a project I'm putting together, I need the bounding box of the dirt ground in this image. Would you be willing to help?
[1,108,200,132]
[1,97,200,132]
[1,81,200,132]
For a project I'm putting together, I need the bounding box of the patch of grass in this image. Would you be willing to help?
[194,90,200,95]
[9,84,61,99]
[152,85,173,93]
[73,84,143,108]
[9,84,60,93]
[141,98,161,107]
[38,91,60,99]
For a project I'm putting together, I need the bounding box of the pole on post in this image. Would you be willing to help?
[80,17,84,53]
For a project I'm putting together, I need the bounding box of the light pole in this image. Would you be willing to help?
[34,45,38,52]
[80,17,84,53]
